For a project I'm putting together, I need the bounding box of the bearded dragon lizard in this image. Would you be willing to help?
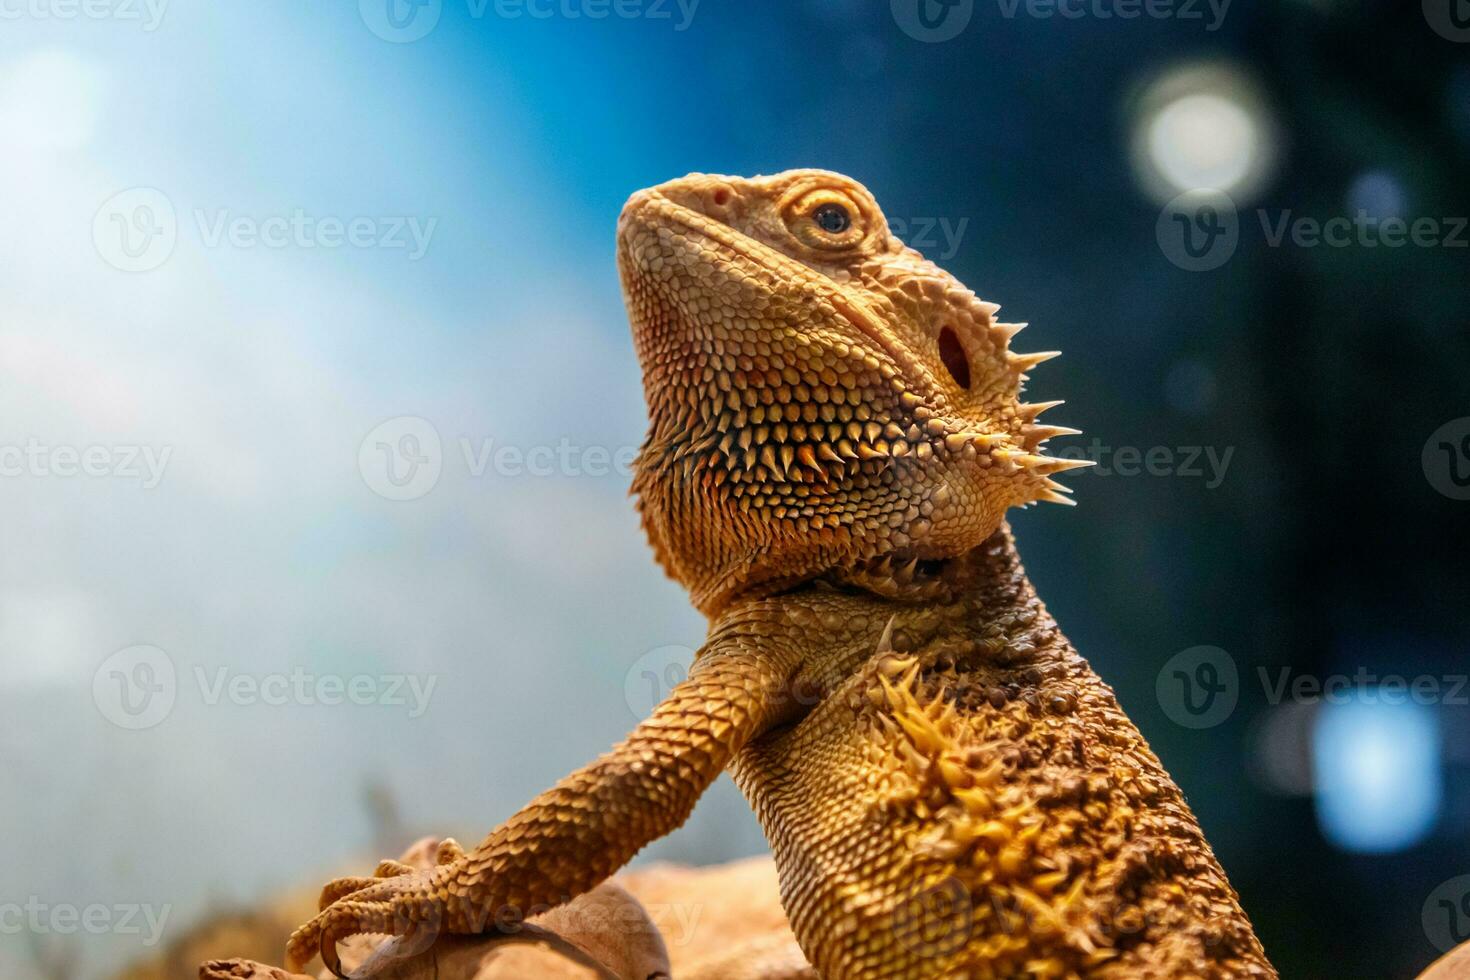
[286,170,1275,979]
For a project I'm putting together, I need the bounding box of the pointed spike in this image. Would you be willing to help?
[817,442,843,464]
[760,444,782,478]
[994,322,1028,342]
[1024,425,1083,449]
[876,615,897,655]
[976,300,1001,317]
[1037,457,1095,475]
[1011,351,1062,373]
[1019,400,1065,419]
[1044,478,1074,495]
[1040,491,1077,506]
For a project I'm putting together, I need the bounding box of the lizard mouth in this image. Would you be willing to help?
[622,192,942,402]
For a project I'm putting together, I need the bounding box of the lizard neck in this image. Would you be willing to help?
[708,523,1066,692]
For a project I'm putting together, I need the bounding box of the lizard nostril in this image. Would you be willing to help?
[712,187,731,207]
[937,326,972,389]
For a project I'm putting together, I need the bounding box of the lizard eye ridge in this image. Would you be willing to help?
[782,186,866,250]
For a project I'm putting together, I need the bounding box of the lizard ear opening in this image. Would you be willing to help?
[937,326,972,389]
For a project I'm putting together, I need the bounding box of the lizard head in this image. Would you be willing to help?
[618,169,1085,616]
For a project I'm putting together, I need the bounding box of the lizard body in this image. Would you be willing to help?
[286,170,1274,979]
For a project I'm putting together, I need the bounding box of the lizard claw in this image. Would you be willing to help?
[320,926,345,980]
[287,862,457,975]
[434,837,465,864]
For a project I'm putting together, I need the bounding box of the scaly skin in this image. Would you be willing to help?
[286,170,1274,978]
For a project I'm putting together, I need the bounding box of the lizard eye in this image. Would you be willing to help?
[784,188,867,250]
[813,203,850,233]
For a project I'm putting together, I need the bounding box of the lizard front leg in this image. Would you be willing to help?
[285,637,801,975]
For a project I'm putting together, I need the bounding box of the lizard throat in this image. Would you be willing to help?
[630,194,943,404]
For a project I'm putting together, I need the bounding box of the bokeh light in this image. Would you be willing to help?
[1130,62,1279,205]
[1313,694,1442,854]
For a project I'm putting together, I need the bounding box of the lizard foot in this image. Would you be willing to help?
[286,839,470,978]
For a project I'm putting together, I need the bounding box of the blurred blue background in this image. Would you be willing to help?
[2,2,1468,978]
